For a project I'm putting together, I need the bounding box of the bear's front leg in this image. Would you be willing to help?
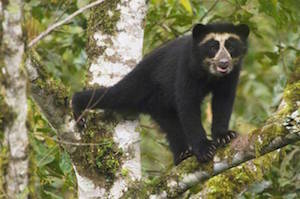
[176,92,216,162]
[211,73,239,147]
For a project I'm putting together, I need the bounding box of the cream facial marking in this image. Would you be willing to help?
[200,33,241,76]
[199,33,240,45]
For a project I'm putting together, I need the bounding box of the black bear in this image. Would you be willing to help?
[72,23,249,165]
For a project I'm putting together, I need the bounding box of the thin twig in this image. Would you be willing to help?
[53,137,117,146]
[277,29,289,75]
[34,132,135,146]
[75,87,109,125]
[55,136,140,146]
[28,0,106,48]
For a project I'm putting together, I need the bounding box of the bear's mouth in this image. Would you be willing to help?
[216,65,228,73]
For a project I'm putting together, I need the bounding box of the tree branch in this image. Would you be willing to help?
[25,50,81,155]
[123,79,300,198]
[28,0,106,48]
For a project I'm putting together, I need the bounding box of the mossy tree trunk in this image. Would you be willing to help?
[74,0,147,198]
[0,0,28,198]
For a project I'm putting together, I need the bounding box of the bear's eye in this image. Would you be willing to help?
[210,45,219,53]
[226,45,234,53]
[203,39,219,57]
[205,40,219,56]
[225,37,241,57]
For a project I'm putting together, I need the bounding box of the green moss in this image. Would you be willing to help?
[202,151,278,198]
[250,123,286,157]
[278,57,300,116]
[176,157,214,177]
[249,75,299,156]
[205,167,256,198]
[71,111,122,187]
[88,0,121,35]
[121,168,129,177]
[176,157,199,174]
[216,145,236,164]
[35,78,70,108]
[122,176,169,199]
[204,154,269,198]
[94,138,122,177]
[86,0,121,60]
[282,81,300,114]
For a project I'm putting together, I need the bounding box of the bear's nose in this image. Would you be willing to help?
[218,60,229,69]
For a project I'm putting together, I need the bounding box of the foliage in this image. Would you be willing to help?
[27,101,76,198]
[25,0,89,92]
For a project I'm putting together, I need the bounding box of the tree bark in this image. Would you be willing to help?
[1,0,28,198]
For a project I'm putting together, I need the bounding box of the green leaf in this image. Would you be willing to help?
[59,151,72,175]
[180,0,192,14]
[32,139,57,167]
[283,193,297,199]
[246,180,271,194]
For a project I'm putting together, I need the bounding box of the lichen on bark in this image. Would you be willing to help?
[86,0,121,61]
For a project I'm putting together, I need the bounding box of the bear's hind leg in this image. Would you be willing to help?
[151,113,191,165]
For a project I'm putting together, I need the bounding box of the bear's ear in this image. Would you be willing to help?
[236,24,250,39]
[192,24,208,40]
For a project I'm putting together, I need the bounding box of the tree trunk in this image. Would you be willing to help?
[73,0,147,198]
[1,0,28,198]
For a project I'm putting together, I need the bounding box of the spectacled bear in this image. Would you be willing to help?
[72,23,250,165]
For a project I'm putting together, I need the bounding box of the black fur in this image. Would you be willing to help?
[72,23,249,165]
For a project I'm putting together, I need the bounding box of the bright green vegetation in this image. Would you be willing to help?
[26,101,76,198]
